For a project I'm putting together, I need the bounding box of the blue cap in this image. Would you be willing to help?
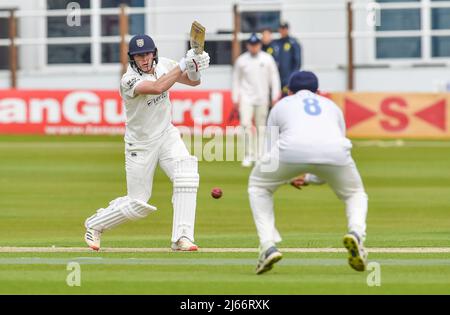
[279,22,289,29]
[128,34,157,56]
[288,71,319,93]
[247,33,261,45]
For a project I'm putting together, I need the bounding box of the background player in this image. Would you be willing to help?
[261,28,274,55]
[272,22,302,97]
[83,34,210,252]
[232,33,281,167]
[248,70,368,274]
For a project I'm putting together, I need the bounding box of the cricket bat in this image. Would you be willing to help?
[190,21,205,54]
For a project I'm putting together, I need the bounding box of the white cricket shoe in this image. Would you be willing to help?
[255,246,283,275]
[241,157,253,168]
[85,227,101,251]
[343,232,368,272]
[171,237,199,251]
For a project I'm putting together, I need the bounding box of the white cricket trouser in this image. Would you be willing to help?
[125,125,198,242]
[248,158,368,250]
[126,126,190,201]
[239,101,269,161]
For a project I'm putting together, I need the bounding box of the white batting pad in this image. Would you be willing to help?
[171,156,199,243]
[85,196,157,232]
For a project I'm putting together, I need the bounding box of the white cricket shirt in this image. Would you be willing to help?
[267,90,353,165]
[232,51,281,107]
[120,57,178,144]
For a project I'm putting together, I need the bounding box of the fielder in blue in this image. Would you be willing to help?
[271,22,302,97]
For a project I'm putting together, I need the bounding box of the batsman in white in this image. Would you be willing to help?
[248,71,368,274]
[83,34,210,251]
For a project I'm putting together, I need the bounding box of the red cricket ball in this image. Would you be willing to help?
[211,187,223,199]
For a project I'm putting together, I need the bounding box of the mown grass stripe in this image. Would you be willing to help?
[0,257,449,266]
[1,247,449,253]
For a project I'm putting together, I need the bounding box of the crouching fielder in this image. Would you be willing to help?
[84,34,210,251]
[248,71,368,274]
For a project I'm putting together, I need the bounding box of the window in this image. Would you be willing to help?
[0,11,17,70]
[375,0,450,60]
[101,0,145,63]
[102,0,143,7]
[47,0,91,64]
[47,0,90,7]
[431,2,450,57]
[48,44,91,64]
[100,12,145,63]
[47,16,91,37]
[101,43,120,64]
[45,0,145,65]
[240,11,280,33]
[47,0,91,37]
[375,0,421,59]
[204,40,232,65]
[377,37,422,58]
[377,9,421,31]
[432,36,450,56]
[101,14,144,37]
[431,7,450,29]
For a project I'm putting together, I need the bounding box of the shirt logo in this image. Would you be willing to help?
[126,77,139,88]
[284,42,291,51]
[146,91,168,107]
[136,39,144,47]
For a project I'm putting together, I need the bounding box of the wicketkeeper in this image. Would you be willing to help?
[84,34,210,251]
[248,71,369,274]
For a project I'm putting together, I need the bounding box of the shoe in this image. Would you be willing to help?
[171,237,199,251]
[255,246,283,275]
[241,157,253,168]
[343,232,368,272]
[85,227,101,251]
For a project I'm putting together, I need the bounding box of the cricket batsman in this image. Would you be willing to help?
[248,71,368,274]
[83,33,210,251]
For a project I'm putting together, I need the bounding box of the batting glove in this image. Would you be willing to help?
[185,49,201,80]
[187,69,201,81]
[185,50,210,72]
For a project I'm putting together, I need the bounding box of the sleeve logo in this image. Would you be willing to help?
[127,77,139,88]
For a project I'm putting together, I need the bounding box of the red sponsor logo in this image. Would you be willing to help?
[344,96,447,132]
[0,90,237,135]
[414,99,446,131]
[344,98,377,129]
[0,90,124,134]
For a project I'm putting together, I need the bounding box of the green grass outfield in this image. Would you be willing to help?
[0,135,449,294]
